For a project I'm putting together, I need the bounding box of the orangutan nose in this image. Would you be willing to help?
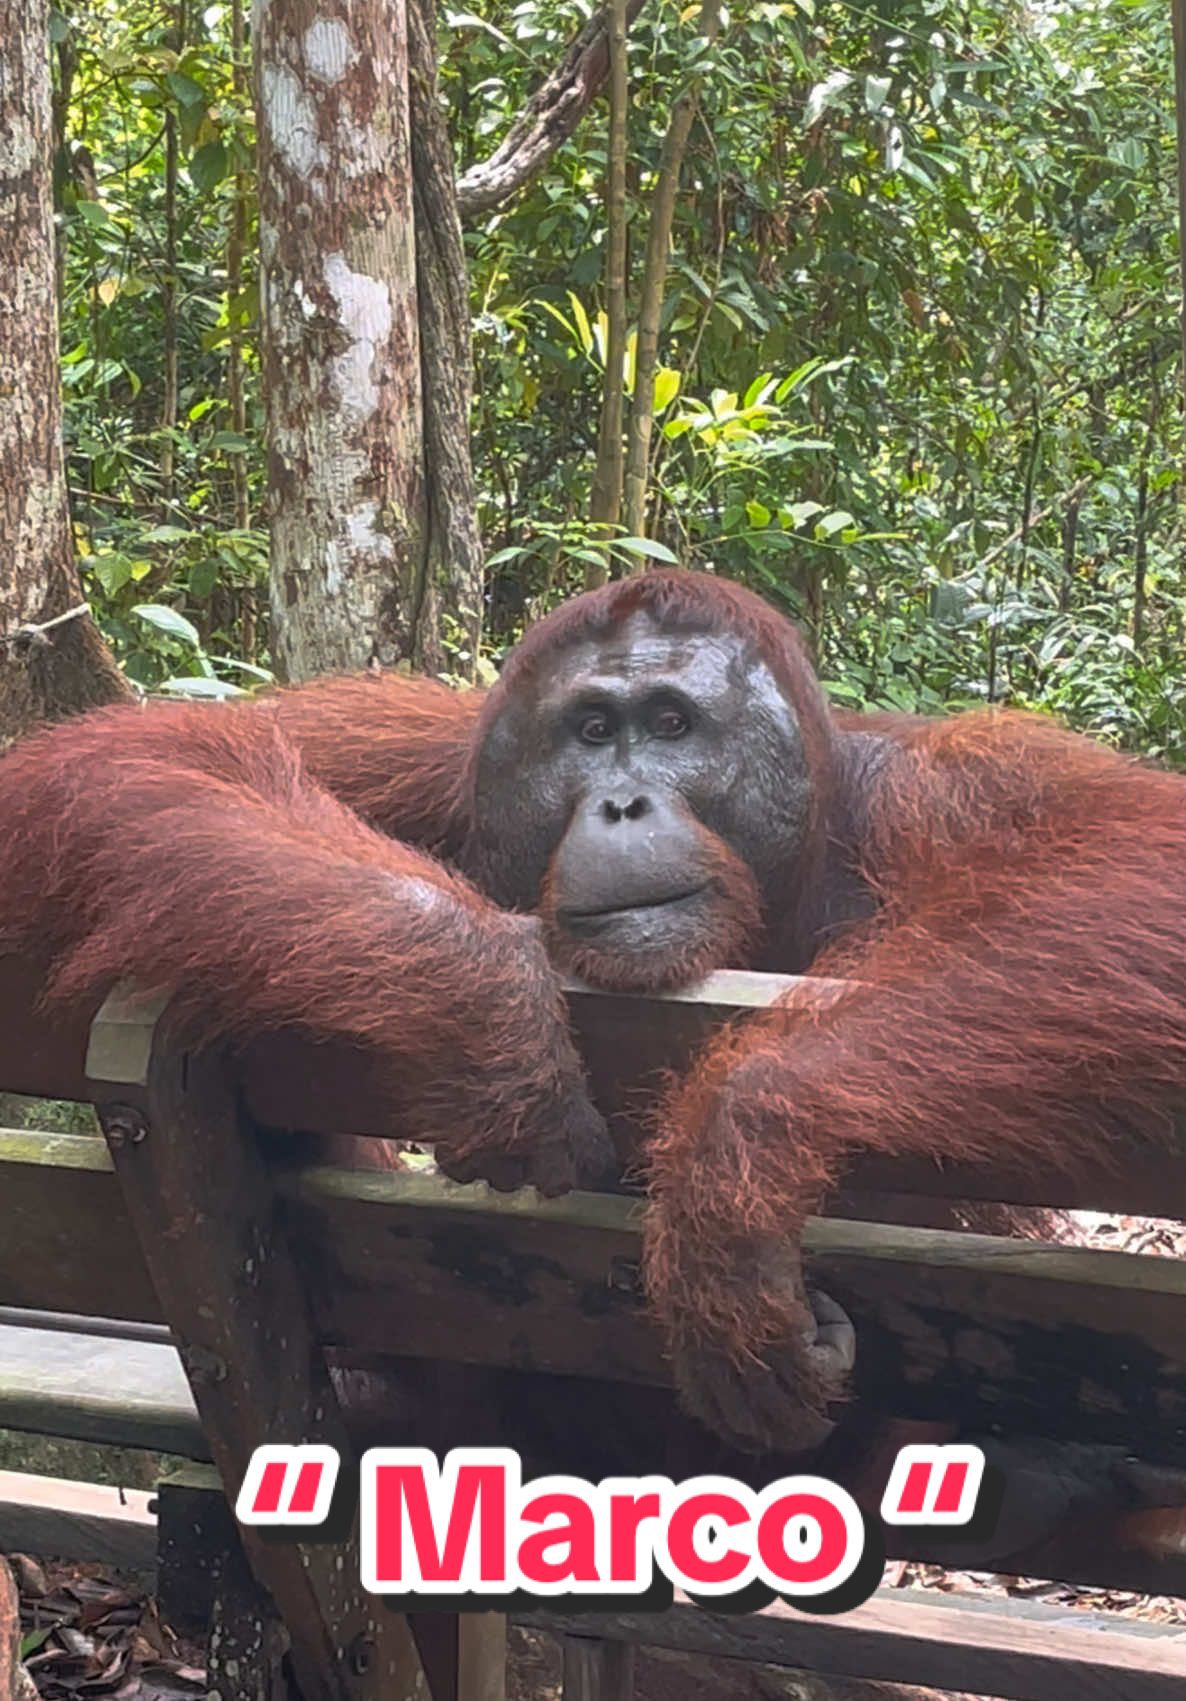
[600,794,651,824]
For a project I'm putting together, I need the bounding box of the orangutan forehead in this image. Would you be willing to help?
[535,612,776,709]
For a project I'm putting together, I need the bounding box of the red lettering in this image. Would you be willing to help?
[373,1463,506,1586]
[609,1491,662,1583]
[518,1492,599,1585]
[666,1492,749,1587]
[757,1492,849,1589]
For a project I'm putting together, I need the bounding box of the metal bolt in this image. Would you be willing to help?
[104,1104,149,1146]
[347,1635,374,1676]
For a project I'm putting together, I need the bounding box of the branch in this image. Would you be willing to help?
[456,0,648,220]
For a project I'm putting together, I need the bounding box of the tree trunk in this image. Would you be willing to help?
[0,0,129,740]
[621,0,721,545]
[408,0,485,679]
[256,0,433,682]
[586,0,629,591]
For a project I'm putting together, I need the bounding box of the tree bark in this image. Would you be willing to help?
[256,0,432,682]
[408,0,485,678]
[0,0,130,739]
[586,0,629,590]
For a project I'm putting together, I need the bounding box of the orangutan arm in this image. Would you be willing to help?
[0,698,608,1194]
[643,719,1186,1450]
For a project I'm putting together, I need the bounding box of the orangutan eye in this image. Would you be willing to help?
[578,710,616,745]
[653,706,690,739]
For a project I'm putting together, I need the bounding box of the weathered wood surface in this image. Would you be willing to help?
[561,1638,635,1701]
[3,1130,1186,1458]
[4,952,1186,1215]
[0,1469,156,1572]
[522,1589,1186,1701]
[0,1322,204,1455]
[95,1053,429,1701]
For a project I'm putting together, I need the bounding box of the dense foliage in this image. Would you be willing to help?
[56,0,1186,751]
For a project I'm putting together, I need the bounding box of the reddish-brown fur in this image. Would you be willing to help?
[4,570,1185,1447]
[644,701,1186,1438]
[0,688,604,1194]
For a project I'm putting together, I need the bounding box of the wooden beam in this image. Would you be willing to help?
[5,953,1186,1215]
[522,1589,1186,1701]
[0,1468,156,1571]
[94,1047,430,1701]
[0,1321,205,1455]
[4,1132,1186,1459]
[561,1638,635,1701]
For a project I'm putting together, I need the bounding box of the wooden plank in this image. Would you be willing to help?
[0,1321,205,1455]
[561,1638,635,1701]
[522,1589,1186,1701]
[95,1050,430,1701]
[0,1468,156,1571]
[0,1129,155,1324]
[280,1163,1186,1456]
[5,952,1186,1215]
[4,1324,1184,1599]
[3,1132,1186,1458]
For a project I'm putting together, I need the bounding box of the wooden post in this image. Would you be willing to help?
[90,1016,430,1701]
[561,1637,635,1701]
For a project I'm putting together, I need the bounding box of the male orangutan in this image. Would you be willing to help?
[3,568,1186,1454]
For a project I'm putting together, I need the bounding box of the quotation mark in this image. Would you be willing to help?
[880,1444,985,1526]
[236,1444,341,1526]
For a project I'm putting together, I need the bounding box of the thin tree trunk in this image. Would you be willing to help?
[160,0,185,512]
[1133,357,1160,648]
[1172,0,1186,465]
[228,0,251,534]
[621,0,720,546]
[256,0,429,682]
[586,0,628,591]
[408,0,485,678]
[0,0,130,739]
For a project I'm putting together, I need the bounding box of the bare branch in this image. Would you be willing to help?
[457,0,648,220]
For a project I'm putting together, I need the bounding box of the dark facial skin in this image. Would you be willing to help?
[467,613,819,992]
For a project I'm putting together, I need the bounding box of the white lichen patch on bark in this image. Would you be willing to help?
[303,17,358,83]
[260,62,327,184]
[323,252,391,426]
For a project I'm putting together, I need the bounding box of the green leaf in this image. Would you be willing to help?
[158,676,245,699]
[814,509,856,538]
[653,367,682,413]
[87,553,133,596]
[166,70,206,108]
[212,431,251,452]
[190,140,228,194]
[139,524,195,542]
[783,500,825,528]
[614,537,680,564]
[804,70,852,127]
[212,656,277,683]
[864,73,892,112]
[567,291,594,356]
[133,603,202,648]
[188,559,220,600]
